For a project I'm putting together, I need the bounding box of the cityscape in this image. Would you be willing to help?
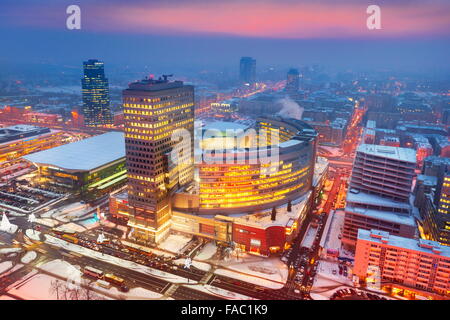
[0,0,450,305]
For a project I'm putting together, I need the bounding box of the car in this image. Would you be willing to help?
[332,270,337,275]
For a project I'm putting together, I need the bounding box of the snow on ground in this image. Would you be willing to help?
[174,258,211,272]
[0,223,18,234]
[44,235,196,284]
[37,259,81,279]
[92,283,163,300]
[315,261,353,286]
[43,202,90,223]
[20,251,37,264]
[195,242,217,261]
[0,261,13,274]
[158,234,192,253]
[34,218,59,228]
[55,222,86,233]
[187,284,258,300]
[214,268,284,290]
[7,273,111,300]
[0,247,22,254]
[224,258,288,284]
[25,229,41,241]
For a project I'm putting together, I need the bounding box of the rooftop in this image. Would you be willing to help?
[202,121,249,133]
[24,131,125,172]
[358,229,450,257]
[357,144,416,163]
[347,191,411,211]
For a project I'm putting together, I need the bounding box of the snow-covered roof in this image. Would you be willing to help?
[358,229,450,257]
[357,144,416,163]
[346,191,411,211]
[345,204,416,227]
[24,131,125,172]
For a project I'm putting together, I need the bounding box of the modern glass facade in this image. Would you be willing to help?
[81,59,113,127]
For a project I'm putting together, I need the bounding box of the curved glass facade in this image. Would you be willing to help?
[198,117,316,214]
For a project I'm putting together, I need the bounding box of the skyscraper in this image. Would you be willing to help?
[81,59,113,127]
[239,57,256,84]
[285,68,299,96]
[123,76,194,243]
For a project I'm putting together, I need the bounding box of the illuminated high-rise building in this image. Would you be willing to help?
[81,59,113,127]
[123,76,194,243]
[239,57,256,84]
[285,68,299,96]
[343,144,417,248]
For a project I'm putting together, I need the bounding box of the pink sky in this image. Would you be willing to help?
[87,2,450,38]
[3,1,450,39]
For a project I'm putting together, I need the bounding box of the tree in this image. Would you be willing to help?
[271,207,277,221]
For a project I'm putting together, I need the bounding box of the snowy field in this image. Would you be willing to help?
[158,234,192,253]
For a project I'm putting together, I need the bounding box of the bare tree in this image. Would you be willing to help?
[49,280,64,300]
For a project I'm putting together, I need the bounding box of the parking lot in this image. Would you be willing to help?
[0,181,64,213]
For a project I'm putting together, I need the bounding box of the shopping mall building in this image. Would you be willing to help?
[111,116,325,255]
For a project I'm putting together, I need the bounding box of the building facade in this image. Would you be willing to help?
[123,76,195,243]
[285,68,300,97]
[239,57,256,84]
[343,144,417,248]
[81,59,113,127]
[354,229,450,299]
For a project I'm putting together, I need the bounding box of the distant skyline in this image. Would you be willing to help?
[1,0,450,75]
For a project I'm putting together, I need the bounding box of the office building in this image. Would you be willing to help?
[343,144,417,248]
[239,57,256,84]
[285,68,300,96]
[123,76,195,243]
[81,59,113,127]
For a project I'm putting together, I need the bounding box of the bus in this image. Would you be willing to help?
[96,279,112,289]
[83,266,104,279]
[104,273,129,292]
[62,234,79,244]
[53,228,76,236]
